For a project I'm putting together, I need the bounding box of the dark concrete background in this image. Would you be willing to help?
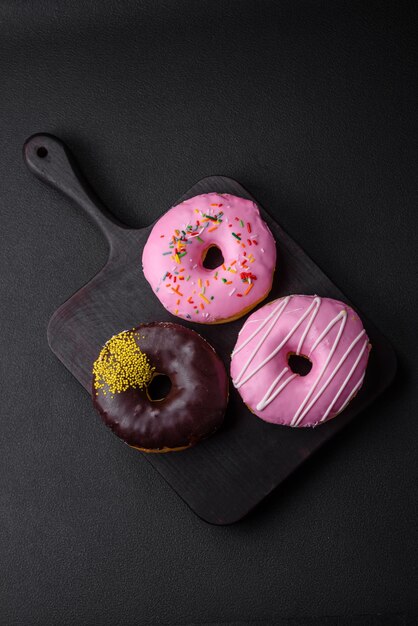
[0,1,417,623]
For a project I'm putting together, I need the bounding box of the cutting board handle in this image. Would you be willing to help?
[23,133,124,246]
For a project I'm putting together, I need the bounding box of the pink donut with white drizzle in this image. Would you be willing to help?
[142,193,276,324]
[231,295,371,427]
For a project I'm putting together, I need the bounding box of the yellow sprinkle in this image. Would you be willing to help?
[198,278,202,288]
[174,308,178,314]
[92,331,154,395]
[175,254,180,264]
[199,293,210,304]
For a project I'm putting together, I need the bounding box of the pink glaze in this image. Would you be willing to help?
[231,295,371,427]
[142,193,276,323]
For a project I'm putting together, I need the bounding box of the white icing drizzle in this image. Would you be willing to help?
[256,367,298,411]
[296,297,321,355]
[308,309,346,356]
[319,341,368,422]
[232,297,290,358]
[338,373,365,413]
[290,310,347,426]
[233,297,291,386]
[292,330,366,426]
[233,296,368,425]
[234,297,320,389]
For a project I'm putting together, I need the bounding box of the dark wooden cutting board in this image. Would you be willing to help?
[23,134,396,524]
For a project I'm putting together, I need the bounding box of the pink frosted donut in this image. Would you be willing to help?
[142,193,276,323]
[231,295,371,427]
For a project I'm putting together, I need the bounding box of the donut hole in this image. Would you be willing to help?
[287,353,312,377]
[202,245,224,270]
[146,373,172,402]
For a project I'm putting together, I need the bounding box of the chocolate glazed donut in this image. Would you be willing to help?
[92,322,228,452]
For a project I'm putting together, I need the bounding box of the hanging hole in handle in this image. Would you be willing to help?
[36,146,48,158]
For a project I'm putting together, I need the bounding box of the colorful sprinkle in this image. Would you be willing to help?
[199,293,210,304]
[241,271,257,283]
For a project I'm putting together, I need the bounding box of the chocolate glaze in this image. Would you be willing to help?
[92,322,228,451]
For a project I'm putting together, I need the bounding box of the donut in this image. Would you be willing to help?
[231,295,371,427]
[142,193,276,324]
[92,322,228,452]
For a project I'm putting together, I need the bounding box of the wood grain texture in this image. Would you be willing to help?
[24,134,396,524]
